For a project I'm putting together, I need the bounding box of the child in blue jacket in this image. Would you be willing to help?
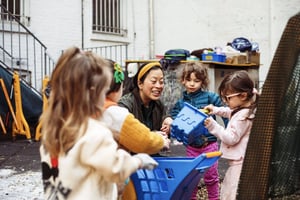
[166,62,228,200]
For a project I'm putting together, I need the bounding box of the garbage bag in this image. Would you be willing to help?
[230,37,252,52]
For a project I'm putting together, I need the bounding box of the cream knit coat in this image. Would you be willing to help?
[40,118,141,200]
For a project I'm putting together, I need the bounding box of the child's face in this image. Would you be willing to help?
[182,72,202,94]
[221,91,249,109]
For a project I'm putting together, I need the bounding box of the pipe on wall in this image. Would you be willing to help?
[81,0,84,49]
[149,0,154,59]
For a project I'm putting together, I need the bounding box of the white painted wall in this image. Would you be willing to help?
[29,0,82,60]
[26,0,300,85]
[129,0,300,84]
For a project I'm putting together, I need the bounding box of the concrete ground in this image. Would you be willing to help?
[0,138,43,200]
[0,136,228,200]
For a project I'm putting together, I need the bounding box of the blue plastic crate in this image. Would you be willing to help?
[131,151,222,200]
[201,53,226,62]
[171,102,208,146]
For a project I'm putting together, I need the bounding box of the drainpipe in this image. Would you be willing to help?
[149,0,154,59]
[81,0,84,49]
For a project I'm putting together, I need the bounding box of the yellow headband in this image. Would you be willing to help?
[137,62,161,82]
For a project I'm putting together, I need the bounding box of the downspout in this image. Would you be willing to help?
[132,1,136,58]
[81,0,84,49]
[149,0,154,59]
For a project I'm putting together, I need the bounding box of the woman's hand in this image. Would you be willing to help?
[155,131,170,150]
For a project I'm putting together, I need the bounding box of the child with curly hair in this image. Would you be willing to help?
[166,62,228,200]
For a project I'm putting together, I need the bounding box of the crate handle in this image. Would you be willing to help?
[205,151,222,158]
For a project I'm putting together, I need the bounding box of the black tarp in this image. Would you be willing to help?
[0,65,42,135]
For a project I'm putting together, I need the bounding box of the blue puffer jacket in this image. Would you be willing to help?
[170,89,228,147]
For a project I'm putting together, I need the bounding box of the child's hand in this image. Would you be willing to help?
[204,117,213,127]
[203,104,214,114]
[161,117,173,134]
[134,153,158,170]
[199,108,209,114]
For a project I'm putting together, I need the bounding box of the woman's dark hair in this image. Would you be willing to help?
[127,63,163,92]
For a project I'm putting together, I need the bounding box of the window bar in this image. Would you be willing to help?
[100,0,103,32]
[109,0,112,33]
[92,0,95,30]
[116,0,120,33]
[21,0,25,22]
[12,0,15,18]
[110,0,113,33]
[94,0,98,31]
[4,0,8,20]
[115,0,117,33]
[117,0,120,33]
[102,0,105,32]
[107,0,110,32]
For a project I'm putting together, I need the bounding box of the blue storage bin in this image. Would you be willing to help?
[201,53,226,62]
[171,102,208,146]
[131,151,222,200]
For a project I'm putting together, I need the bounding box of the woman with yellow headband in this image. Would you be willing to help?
[102,60,170,154]
[102,60,170,199]
[119,62,172,137]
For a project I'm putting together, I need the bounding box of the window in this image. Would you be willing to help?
[1,0,20,20]
[1,0,29,24]
[92,0,126,35]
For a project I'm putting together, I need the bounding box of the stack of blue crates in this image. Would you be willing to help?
[171,102,209,146]
[201,53,226,62]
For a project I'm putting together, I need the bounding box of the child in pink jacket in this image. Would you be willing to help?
[204,70,259,200]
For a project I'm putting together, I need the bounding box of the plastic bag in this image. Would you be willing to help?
[230,37,252,52]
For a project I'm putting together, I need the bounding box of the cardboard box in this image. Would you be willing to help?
[249,52,260,65]
[230,55,247,64]
[227,52,260,65]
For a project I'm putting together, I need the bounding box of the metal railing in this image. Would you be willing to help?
[84,44,128,67]
[0,4,55,92]
[0,3,129,92]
